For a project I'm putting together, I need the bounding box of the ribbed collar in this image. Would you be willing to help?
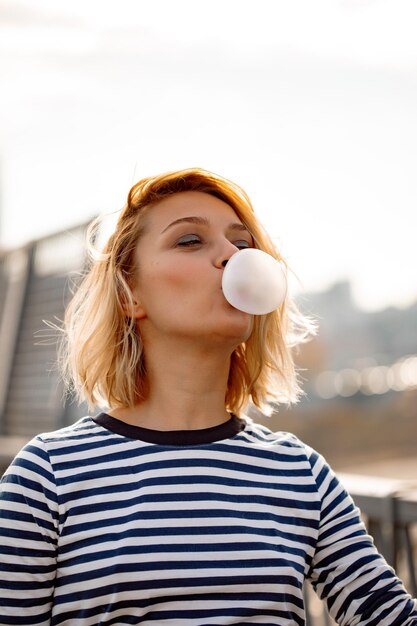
[92,412,246,446]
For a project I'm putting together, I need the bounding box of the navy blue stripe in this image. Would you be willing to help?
[60,506,320,538]
[43,433,130,457]
[58,522,317,555]
[56,557,306,589]
[8,456,55,486]
[0,610,52,626]
[0,561,55,575]
[0,489,56,519]
[64,490,320,520]
[52,574,301,604]
[51,590,304,622]
[360,592,414,626]
[318,511,361,542]
[0,508,56,534]
[0,524,57,546]
[60,472,316,506]
[2,473,57,507]
[59,539,307,568]
[0,544,56,558]
[1,578,54,591]
[335,571,397,619]
[96,607,304,626]
[52,441,308,472]
[316,542,380,572]
[55,456,311,487]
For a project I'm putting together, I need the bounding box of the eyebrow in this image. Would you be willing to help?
[161,216,250,234]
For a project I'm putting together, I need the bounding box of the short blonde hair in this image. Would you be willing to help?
[61,167,315,415]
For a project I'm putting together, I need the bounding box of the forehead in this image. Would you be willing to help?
[144,190,242,228]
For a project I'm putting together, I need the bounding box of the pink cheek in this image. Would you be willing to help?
[163,263,201,284]
[144,257,205,292]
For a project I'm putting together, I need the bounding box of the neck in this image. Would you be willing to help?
[110,339,233,431]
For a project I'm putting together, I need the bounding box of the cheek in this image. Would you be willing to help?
[150,259,202,288]
[140,260,203,307]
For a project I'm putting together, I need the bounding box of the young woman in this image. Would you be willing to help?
[1,168,416,625]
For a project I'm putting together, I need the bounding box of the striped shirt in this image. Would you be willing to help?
[1,413,416,625]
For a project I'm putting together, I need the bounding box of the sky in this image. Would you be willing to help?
[1,0,416,311]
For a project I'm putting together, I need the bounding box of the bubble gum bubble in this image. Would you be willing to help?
[222,248,287,315]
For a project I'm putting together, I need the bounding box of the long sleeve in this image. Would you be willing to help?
[306,446,417,625]
[0,437,58,625]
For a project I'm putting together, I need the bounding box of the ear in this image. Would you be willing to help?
[121,287,146,320]
[129,299,146,320]
[130,291,146,320]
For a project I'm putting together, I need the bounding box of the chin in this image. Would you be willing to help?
[218,315,254,345]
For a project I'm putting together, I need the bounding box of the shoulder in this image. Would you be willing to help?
[3,416,106,476]
[239,417,334,478]
[240,416,310,453]
[37,415,102,444]
[240,420,353,519]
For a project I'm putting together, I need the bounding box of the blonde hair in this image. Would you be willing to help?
[61,167,315,415]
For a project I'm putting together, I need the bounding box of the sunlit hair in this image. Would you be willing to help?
[60,167,316,416]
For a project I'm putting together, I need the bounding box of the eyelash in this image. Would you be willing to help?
[176,235,251,250]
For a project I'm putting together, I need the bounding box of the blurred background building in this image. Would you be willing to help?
[257,280,417,474]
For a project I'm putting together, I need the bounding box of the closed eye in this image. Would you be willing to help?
[176,235,252,249]
[176,234,202,246]
[234,240,252,250]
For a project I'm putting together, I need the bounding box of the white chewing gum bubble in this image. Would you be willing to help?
[222,249,287,315]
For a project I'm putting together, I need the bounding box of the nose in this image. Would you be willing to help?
[215,239,240,269]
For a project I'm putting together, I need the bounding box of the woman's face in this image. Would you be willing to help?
[130,191,255,349]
